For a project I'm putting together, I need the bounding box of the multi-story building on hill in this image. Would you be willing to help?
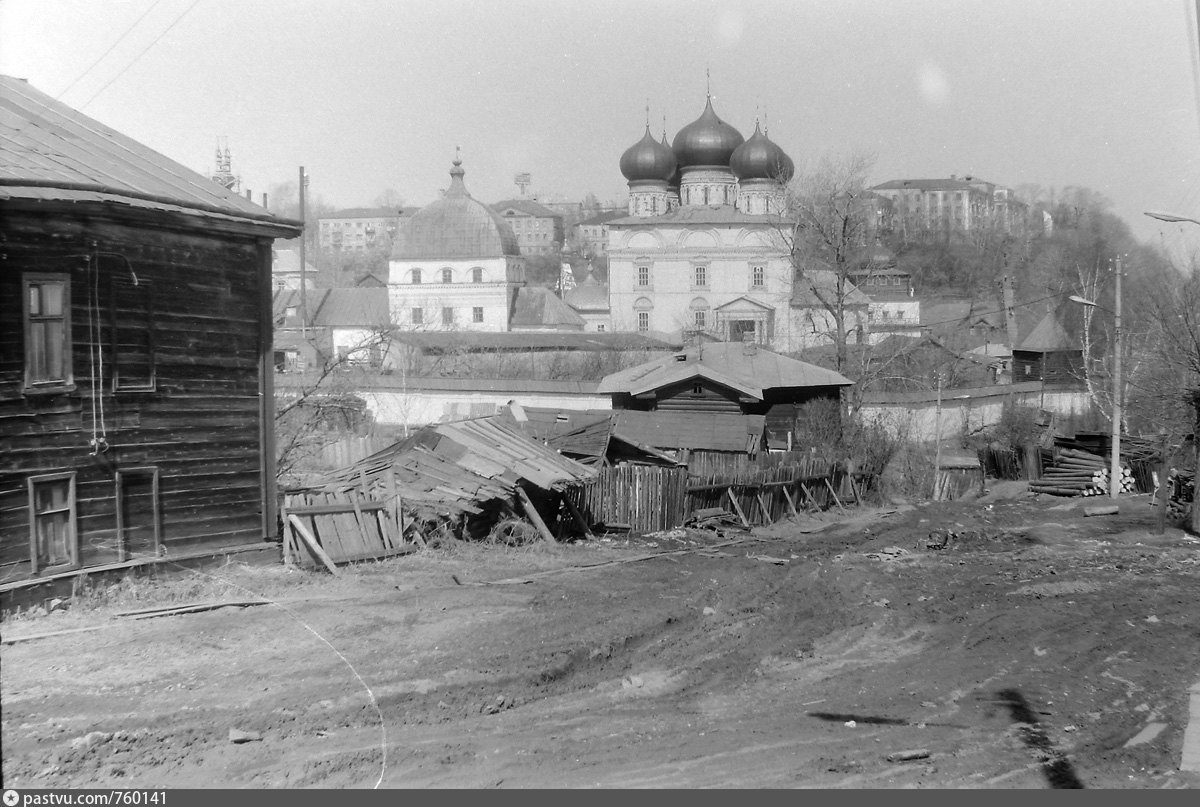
[869,175,1027,237]
[491,199,564,255]
[574,209,627,257]
[318,206,417,251]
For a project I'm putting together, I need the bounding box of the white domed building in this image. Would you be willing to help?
[604,96,863,351]
[388,157,527,332]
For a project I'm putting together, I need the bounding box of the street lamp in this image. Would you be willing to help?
[1070,258,1122,500]
[1145,210,1200,226]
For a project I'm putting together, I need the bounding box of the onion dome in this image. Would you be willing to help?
[671,97,745,168]
[620,126,677,182]
[730,122,794,182]
[661,132,680,189]
[392,157,520,259]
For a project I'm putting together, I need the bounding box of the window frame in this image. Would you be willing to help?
[441,306,454,326]
[22,273,74,394]
[637,265,651,287]
[441,268,453,284]
[28,472,79,575]
[637,311,649,333]
[116,466,161,562]
[472,267,484,283]
[693,265,708,289]
[472,306,484,323]
[411,268,422,284]
[411,307,423,325]
[110,274,156,392]
[750,264,766,288]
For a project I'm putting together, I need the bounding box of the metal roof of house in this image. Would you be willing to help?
[613,410,766,453]
[511,287,587,329]
[791,268,872,308]
[0,75,301,236]
[597,341,852,398]
[1014,309,1080,352]
[492,199,563,219]
[272,288,390,328]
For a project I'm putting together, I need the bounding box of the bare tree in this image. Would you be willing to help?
[781,150,880,372]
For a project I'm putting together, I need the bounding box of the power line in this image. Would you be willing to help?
[78,0,205,111]
[57,0,168,102]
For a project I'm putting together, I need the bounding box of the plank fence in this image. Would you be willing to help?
[571,453,869,535]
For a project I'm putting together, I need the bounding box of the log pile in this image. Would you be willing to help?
[1028,447,1135,497]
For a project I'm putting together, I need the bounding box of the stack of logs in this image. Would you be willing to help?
[1029,447,1136,497]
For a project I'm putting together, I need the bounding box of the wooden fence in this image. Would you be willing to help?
[571,465,690,534]
[571,453,863,535]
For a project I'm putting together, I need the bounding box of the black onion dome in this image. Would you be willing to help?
[620,126,677,182]
[661,132,680,189]
[671,97,745,168]
[729,122,795,182]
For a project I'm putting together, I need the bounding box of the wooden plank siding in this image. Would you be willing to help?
[0,210,281,585]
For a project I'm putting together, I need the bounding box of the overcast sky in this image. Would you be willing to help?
[3,0,1199,252]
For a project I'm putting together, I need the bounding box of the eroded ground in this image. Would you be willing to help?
[3,483,1200,789]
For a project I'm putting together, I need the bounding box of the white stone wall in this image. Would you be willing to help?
[362,388,612,430]
[608,223,793,345]
[858,386,1093,443]
[387,256,515,331]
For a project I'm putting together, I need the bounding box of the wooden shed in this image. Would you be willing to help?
[0,76,302,592]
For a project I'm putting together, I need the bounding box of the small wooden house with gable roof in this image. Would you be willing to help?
[1011,308,1083,383]
[597,340,852,454]
[0,76,302,592]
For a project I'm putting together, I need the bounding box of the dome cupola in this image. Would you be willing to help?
[671,97,745,168]
[620,126,677,183]
[730,122,794,182]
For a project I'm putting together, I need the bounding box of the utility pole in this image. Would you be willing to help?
[1109,255,1123,500]
[299,166,308,340]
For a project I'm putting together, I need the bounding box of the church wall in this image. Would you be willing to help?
[387,256,514,332]
[607,223,794,346]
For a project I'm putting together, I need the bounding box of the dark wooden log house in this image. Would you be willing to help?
[0,76,302,591]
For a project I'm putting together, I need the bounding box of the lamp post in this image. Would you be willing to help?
[1069,255,1122,500]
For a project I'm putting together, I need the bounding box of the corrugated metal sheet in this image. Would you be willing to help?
[311,415,596,521]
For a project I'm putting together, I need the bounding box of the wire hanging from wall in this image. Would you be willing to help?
[87,243,109,455]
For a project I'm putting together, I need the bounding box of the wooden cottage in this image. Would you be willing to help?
[596,341,852,458]
[1011,309,1083,384]
[0,76,302,592]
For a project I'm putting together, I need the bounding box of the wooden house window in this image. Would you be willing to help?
[111,274,155,391]
[116,468,161,562]
[28,473,78,574]
[23,274,73,392]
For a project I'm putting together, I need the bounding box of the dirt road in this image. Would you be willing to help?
[3,484,1199,789]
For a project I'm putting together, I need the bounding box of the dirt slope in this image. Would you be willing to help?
[3,486,1199,789]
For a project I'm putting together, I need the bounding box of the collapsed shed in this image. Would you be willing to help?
[280,416,598,569]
